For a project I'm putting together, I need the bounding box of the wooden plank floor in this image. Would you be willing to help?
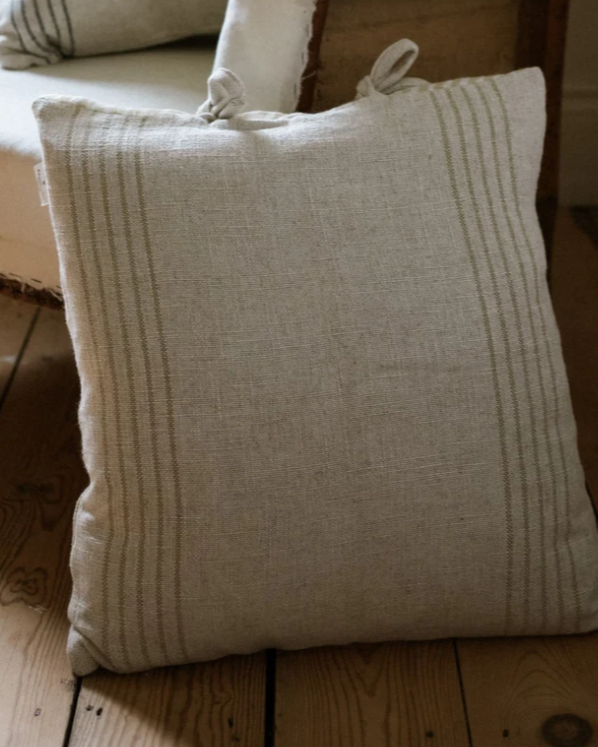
[1,209,597,747]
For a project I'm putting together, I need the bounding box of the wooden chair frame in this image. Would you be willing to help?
[301,0,570,265]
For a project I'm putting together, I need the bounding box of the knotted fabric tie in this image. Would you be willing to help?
[198,68,246,121]
[355,39,420,99]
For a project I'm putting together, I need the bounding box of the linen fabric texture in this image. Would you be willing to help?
[34,62,598,675]
[0,0,225,69]
[213,0,318,113]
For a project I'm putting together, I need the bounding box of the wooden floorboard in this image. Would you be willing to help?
[0,298,37,401]
[274,641,470,746]
[1,209,598,746]
[551,209,598,500]
[457,634,598,746]
[0,309,86,747]
[69,654,266,747]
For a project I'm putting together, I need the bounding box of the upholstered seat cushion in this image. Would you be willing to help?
[0,39,215,298]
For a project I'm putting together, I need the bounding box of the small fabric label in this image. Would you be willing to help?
[34,163,49,206]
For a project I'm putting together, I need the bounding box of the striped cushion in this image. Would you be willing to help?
[0,0,225,69]
[34,63,598,675]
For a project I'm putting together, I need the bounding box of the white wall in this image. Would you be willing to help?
[560,0,598,205]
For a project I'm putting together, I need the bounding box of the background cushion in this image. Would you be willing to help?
[0,0,224,69]
[0,39,215,298]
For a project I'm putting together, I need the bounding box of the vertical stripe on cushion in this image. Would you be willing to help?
[45,0,63,51]
[8,0,74,62]
[133,120,191,664]
[79,111,145,669]
[56,0,74,55]
[458,83,551,633]
[430,91,515,635]
[97,114,149,671]
[31,0,58,53]
[445,84,537,633]
[17,0,53,56]
[473,81,561,631]
[488,78,582,632]
[9,0,51,62]
[64,105,121,669]
[116,117,173,667]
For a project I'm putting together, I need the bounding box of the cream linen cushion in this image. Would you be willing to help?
[0,0,225,69]
[34,41,598,675]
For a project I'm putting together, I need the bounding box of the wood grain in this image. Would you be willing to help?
[296,0,331,113]
[313,0,521,112]
[274,641,470,746]
[0,309,86,747]
[69,655,266,746]
[551,210,598,500]
[516,0,571,257]
[0,297,37,398]
[458,634,598,746]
